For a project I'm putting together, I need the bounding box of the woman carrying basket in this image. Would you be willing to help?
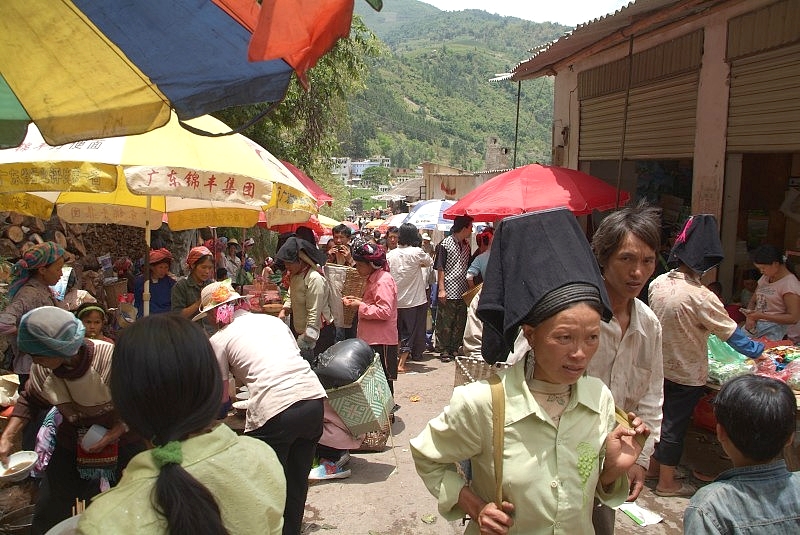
[342,242,399,399]
[410,209,649,534]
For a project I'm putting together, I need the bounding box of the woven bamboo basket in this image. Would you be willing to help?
[103,279,129,309]
[454,356,511,387]
[354,420,391,452]
[341,268,367,328]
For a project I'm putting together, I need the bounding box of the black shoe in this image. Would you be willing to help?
[440,354,453,363]
[391,404,401,413]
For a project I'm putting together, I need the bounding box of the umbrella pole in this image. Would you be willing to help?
[143,195,151,317]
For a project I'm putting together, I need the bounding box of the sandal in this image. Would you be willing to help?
[654,482,697,497]
[645,468,686,481]
[691,470,717,482]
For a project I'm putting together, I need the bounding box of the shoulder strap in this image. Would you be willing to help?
[488,373,504,506]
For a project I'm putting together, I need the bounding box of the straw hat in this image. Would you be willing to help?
[193,281,243,321]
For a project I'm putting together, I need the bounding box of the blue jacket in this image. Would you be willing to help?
[684,460,800,534]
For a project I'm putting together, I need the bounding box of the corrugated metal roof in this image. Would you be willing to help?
[501,0,718,81]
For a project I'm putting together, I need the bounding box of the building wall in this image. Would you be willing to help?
[549,0,793,296]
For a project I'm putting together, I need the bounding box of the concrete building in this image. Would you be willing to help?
[502,0,800,297]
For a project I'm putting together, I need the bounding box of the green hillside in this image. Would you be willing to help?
[343,0,571,170]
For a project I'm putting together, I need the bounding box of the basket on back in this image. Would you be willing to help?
[325,265,367,328]
[454,356,511,388]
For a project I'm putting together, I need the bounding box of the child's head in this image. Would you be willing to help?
[714,374,795,463]
[215,267,228,281]
[742,269,759,292]
[75,303,108,340]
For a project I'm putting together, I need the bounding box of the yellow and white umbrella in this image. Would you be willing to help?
[0,114,317,314]
[364,218,385,230]
[0,113,317,229]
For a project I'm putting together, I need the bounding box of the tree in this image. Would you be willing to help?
[214,16,384,220]
[361,165,391,188]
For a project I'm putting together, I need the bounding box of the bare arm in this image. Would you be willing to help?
[747,292,800,325]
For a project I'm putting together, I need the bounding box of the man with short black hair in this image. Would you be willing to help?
[433,216,472,362]
[684,375,800,533]
[386,226,400,251]
[328,224,354,266]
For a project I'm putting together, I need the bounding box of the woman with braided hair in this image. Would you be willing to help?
[78,314,286,534]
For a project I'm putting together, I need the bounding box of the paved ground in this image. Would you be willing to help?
[294,351,733,534]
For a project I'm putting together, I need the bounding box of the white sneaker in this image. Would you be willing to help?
[308,460,351,480]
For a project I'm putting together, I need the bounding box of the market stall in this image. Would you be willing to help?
[706,337,800,469]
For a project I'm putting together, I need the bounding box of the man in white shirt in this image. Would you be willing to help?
[588,202,664,535]
[387,223,433,371]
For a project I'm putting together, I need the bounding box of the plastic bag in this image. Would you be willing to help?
[707,334,747,364]
[313,338,375,389]
[780,360,800,390]
[708,359,756,384]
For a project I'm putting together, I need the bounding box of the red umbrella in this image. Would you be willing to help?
[257,213,332,236]
[281,161,333,208]
[443,164,630,222]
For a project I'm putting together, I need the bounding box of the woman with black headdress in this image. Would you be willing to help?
[411,209,649,535]
[276,237,335,361]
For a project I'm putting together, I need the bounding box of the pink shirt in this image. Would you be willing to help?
[754,273,800,315]
[357,269,398,345]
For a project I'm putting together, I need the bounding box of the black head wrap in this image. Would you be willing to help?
[667,214,723,273]
[477,208,611,363]
[276,237,327,268]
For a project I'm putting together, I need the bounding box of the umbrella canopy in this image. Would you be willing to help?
[379,212,409,233]
[0,0,297,148]
[281,161,334,207]
[0,114,317,229]
[443,164,630,222]
[259,213,340,236]
[364,218,385,229]
[218,0,371,89]
[403,199,456,231]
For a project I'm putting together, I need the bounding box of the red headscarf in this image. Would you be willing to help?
[149,248,173,265]
[186,246,213,271]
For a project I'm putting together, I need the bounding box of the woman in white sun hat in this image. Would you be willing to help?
[195,280,326,535]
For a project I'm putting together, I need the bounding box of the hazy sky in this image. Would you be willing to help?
[418,0,631,26]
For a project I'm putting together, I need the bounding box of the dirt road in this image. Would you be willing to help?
[300,353,730,534]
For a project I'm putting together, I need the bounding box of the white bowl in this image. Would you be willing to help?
[0,451,38,483]
[81,424,108,450]
[232,400,250,410]
[235,391,250,400]
[238,385,249,392]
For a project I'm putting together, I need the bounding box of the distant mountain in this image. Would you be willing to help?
[342,0,571,170]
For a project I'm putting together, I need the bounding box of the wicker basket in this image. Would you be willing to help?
[326,355,393,435]
[354,420,391,452]
[103,279,129,309]
[341,268,367,327]
[454,356,511,387]
[325,265,367,329]
[261,303,283,316]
